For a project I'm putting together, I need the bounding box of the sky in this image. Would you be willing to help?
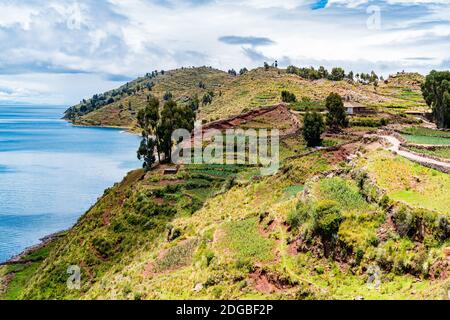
[0,0,449,105]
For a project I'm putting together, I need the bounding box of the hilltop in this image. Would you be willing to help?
[64,67,427,129]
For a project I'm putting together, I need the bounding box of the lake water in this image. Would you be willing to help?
[0,105,141,262]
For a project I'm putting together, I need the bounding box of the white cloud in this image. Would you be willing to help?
[0,0,449,104]
[0,3,38,29]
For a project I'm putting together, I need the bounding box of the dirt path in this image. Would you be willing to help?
[381,135,450,170]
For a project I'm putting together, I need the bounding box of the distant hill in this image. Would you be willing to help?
[64,66,427,129]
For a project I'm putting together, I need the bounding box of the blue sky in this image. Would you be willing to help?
[0,0,449,105]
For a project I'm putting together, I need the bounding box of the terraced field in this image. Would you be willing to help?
[401,135,450,145]
[406,146,450,159]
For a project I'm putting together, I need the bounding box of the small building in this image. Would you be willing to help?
[344,101,372,115]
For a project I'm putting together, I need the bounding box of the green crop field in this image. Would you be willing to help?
[401,134,450,145]
[406,146,450,159]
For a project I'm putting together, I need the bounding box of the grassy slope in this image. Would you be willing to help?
[2,139,449,300]
[70,67,232,128]
[68,68,427,128]
[362,150,450,214]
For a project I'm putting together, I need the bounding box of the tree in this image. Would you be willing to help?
[137,135,157,171]
[281,90,297,103]
[264,62,270,70]
[303,112,325,147]
[422,70,450,129]
[202,92,214,105]
[163,91,173,101]
[318,66,329,79]
[228,69,237,76]
[198,81,206,89]
[137,96,160,169]
[328,68,345,81]
[370,71,379,83]
[325,93,348,131]
[188,94,200,111]
[156,100,196,162]
[347,71,354,81]
[239,68,248,75]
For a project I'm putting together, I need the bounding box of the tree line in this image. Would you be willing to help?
[286,65,380,84]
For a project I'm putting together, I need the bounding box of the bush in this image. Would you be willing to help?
[287,210,301,229]
[316,177,369,211]
[205,251,215,266]
[393,205,418,238]
[92,237,118,258]
[312,200,343,239]
[369,239,427,275]
[379,194,392,210]
[163,91,173,101]
[294,200,343,240]
[436,215,450,241]
[281,90,297,103]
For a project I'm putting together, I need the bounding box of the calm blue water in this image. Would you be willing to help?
[0,105,140,262]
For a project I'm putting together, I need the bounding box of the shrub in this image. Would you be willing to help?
[92,237,117,258]
[316,177,368,211]
[205,251,215,266]
[393,205,418,238]
[163,91,173,101]
[312,200,343,239]
[436,215,450,241]
[287,210,301,229]
[369,239,427,275]
[379,194,392,210]
[281,90,297,103]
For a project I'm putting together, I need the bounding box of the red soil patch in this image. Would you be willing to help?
[197,104,300,141]
[258,218,279,237]
[428,259,449,280]
[287,241,299,256]
[80,261,95,281]
[143,261,154,278]
[102,211,111,226]
[153,197,165,205]
[249,268,293,294]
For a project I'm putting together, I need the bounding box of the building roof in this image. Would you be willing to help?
[344,101,366,108]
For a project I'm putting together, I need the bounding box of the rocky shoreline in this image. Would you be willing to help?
[0,231,65,266]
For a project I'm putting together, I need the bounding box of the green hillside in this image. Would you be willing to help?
[2,66,448,301]
[65,67,428,129]
[1,131,449,300]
